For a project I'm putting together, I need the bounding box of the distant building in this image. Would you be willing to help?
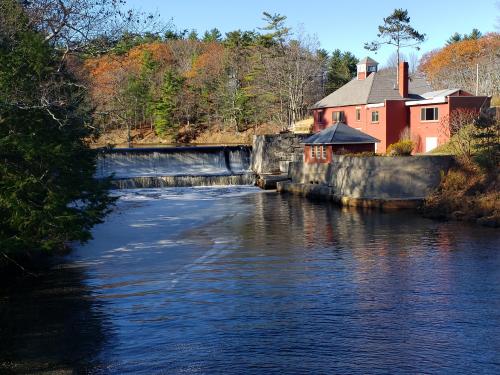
[303,122,379,163]
[310,57,490,153]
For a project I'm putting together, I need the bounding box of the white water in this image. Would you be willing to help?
[96,147,255,187]
[96,148,251,179]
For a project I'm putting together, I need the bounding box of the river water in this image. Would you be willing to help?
[1,187,499,374]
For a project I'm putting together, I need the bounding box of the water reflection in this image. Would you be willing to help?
[0,265,109,373]
[0,188,499,374]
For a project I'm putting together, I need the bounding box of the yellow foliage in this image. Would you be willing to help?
[386,140,414,156]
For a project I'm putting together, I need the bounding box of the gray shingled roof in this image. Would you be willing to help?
[302,122,380,144]
[358,56,378,65]
[311,68,433,109]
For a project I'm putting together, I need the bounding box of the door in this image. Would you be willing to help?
[425,137,438,152]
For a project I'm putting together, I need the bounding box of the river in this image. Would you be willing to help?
[1,187,499,374]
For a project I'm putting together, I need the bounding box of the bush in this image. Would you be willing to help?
[386,140,414,156]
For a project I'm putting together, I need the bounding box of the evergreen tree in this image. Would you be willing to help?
[446,32,463,45]
[188,29,199,41]
[258,12,290,48]
[464,28,482,40]
[446,29,482,45]
[0,0,113,260]
[153,70,184,136]
[202,28,222,42]
[365,8,425,83]
[325,49,358,93]
[123,50,157,128]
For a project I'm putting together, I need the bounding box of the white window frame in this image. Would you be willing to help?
[332,111,344,123]
[310,146,316,158]
[371,111,379,123]
[420,107,439,122]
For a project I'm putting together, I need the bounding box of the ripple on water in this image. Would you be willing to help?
[1,187,499,374]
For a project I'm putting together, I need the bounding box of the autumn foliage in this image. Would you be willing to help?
[420,33,500,97]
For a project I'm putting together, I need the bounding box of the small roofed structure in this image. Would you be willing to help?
[302,122,380,163]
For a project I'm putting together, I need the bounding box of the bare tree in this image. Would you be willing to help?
[440,108,480,160]
[259,28,323,128]
[407,51,419,74]
[23,0,164,58]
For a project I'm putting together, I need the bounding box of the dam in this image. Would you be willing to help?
[96,145,255,188]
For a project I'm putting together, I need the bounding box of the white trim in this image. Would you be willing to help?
[405,97,447,106]
[367,103,384,108]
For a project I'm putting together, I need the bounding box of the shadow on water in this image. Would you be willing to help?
[0,189,499,374]
[0,264,110,373]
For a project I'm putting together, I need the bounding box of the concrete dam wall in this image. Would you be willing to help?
[251,134,307,174]
[279,155,455,208]
[96,146,254,188]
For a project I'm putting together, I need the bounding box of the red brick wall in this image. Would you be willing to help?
[312,105,388,152]
[313,105,362,131]
[449,96,490,111]
[409,102,450,153]
[385,100,408,148]
[363,106,387,152]
[311,91,488,154]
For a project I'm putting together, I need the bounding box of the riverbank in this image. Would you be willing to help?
[422,164,500,227]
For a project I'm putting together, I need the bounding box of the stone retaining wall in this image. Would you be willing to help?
[288,155,454,199]
[252,134,308,174]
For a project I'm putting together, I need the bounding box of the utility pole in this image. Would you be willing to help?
[476,63,479,96]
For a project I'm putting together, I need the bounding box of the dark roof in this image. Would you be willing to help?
[358,56,378,65]
[311,68,433,109]
[302,122,380,145]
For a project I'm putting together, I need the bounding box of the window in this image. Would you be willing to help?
[332,111,344,123]
[310,146,316,158]
[420,107,439,121]
[317,110,324,124]
[371,111,379,123]
[356,108,361,121]
[367,65,377,73]
[321,145,327,159]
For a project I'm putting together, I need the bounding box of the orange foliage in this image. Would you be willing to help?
[420,33,500,81]
[185,42,225,80]
[85,42,174,98]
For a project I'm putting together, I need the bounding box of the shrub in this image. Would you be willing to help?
[386,140,414,156]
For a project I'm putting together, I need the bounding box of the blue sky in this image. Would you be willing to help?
[127,0,499,64]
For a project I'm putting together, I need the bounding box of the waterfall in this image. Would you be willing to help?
[96,146,254,188]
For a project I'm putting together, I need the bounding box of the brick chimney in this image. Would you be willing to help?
[398,61,409,98]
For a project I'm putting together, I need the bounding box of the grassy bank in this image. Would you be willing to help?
[90,123,283,147]
[422,163,499,227]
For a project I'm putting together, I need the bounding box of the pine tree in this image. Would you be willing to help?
[325,49,358,93]
[0,0,114,260]
[153,70,184,136]
[365,9,425,83]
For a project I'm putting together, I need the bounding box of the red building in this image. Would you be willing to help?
[311,57,490,153]
[303,122,379,163]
